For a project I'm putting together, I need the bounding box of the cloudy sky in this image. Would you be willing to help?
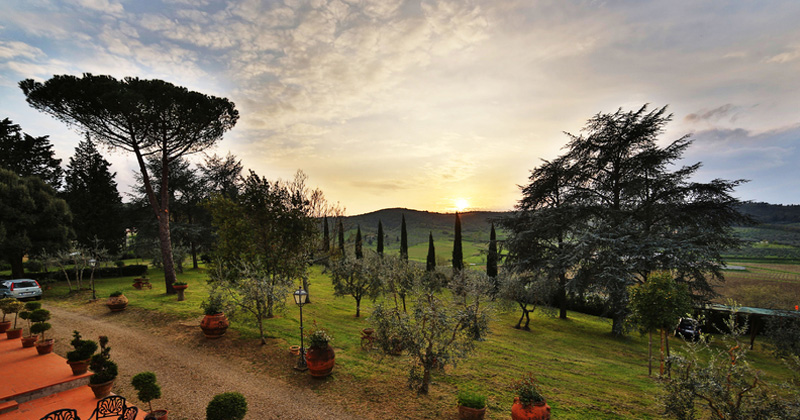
[1,0,799,215]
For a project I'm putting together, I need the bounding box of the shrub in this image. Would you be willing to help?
[29,308,52,340]
[201,294,225,316]
[511,373,545,406]
[457,390,486,409]
[206,392,247,420]
[131,371,162,413]
[89,336,118,384]
[114,260,125,268]
[306,322,333,348]
[109,291,123,298]
[66,330,98,362]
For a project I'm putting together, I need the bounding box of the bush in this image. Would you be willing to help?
[89,336,118,384]
[511,373,545,406]
[109,291,123,298]
[457,390,486,409]
[114,260,125,268]
[66,330,97,362]
[206,392,247,420]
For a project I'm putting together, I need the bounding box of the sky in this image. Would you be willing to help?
[1,0,799,215]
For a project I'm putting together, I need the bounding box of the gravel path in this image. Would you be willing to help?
[47,304,364,420]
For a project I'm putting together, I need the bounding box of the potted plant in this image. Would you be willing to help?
[457,390,487,420]
[30,308,54,355]
[510,373,550,420]
[132,371,168,419]
[173,281,188,301]
[19,301,41,347]
[0,297,15,333]
[305,321,335,378]
[206,392,247,420]
[200,295,229,339]
[66,330,97,375]
[4,299,24,339]
[106,291,128,312]
[89,335,118,398]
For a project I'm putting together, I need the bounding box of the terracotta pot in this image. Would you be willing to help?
[458,405,487,420]
[306,345,335,377]
[35,338,54,355]
[67,359,91,375]
[511,397,551,420]
[106,295,129,312]
[145,409,168,420]
[289,345,301,355]
[200,313,229,339]
[362,328,374,336]
[88,379,115,399]
[0,320,10,334]
[21,335,38,348]
[6,328,22,339]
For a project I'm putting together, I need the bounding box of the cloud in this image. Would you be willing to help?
[685,104,737,123]
[766,46,800,64]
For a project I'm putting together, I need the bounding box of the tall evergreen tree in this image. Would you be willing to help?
[338,219,345,256]
[487,223,498,292]
[400,214,408,261]
[355,225,363,259]
[63,137,124,251]
[426,232,436,271]
[0,118,63,189]
[453,212,464,272]
[323,216,330,253]
[377,220,384,256]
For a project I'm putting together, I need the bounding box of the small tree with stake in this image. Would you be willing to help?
[29,309,52,341]
[131,371,163,417]
[330,253,382,317]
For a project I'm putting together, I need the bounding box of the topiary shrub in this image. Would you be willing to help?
[206,392,247,420]
[131,371,162,413]
[89,336,118,384]
[67,330,98,362]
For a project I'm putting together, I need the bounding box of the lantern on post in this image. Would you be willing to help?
[293,286,309,371]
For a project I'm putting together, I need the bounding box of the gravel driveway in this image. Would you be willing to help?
[47,304,364,420]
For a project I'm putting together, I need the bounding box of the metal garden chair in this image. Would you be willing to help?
[87,395,126,420]
[39,408,81,420]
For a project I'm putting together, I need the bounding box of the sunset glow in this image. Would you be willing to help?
[455,198,470,213]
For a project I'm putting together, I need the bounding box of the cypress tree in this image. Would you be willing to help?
[377,220,384,256]
[323,216,330,253]
[453,212,463,271]
[400,214,408,261]
[338,219,345,256]
[426,232,436,272]
[487,223,498,295]
[355,225,363,259]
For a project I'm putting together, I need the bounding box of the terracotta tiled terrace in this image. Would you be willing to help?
[0,335,145,420]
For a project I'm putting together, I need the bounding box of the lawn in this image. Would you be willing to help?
[42,264,797,420]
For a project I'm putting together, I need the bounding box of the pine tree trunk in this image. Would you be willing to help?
[648,330,653,376]
[157,216,178,294]
[558,273,568,319]
[10,254,24,278]
[191,241,198,269]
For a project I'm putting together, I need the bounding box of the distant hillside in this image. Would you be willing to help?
[739,202,800,224]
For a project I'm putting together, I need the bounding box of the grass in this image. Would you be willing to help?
[42,264,797,420]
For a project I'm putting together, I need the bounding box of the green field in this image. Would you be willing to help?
[43,264,796,420]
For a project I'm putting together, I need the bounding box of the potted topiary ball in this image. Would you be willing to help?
[88,336,118,398]
[132,371,167,419]
[0,297,16,334]
[206,392,247,420]
[457,390,487,420]
[4,299,25,339]
[66,330,97,375]
[29,308,53,355]
[106,291,128,312]
[510,373,550,420]
[19,301,41,347]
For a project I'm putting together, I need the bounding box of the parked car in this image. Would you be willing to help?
[0,279,43,300]
[675,317,700,341]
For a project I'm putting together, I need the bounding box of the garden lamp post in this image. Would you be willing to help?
[89,259,97,300]
[293,286,309,371]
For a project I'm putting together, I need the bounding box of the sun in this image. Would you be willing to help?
[454,198,470,212]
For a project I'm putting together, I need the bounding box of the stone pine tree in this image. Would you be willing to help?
[355,225,363,259]
[63,137,124,251]
[21,74,238,294]
[452,212,464,272]
[487,223,498,293]
[0,118,63,189]
[426,232,436,272]
[377,220,384,256]
[337,219,345,256]
[400,214,408,261]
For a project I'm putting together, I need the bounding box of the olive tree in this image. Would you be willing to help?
[21,74,238,293]
[329,252,382,317]
[371,266,491,394]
